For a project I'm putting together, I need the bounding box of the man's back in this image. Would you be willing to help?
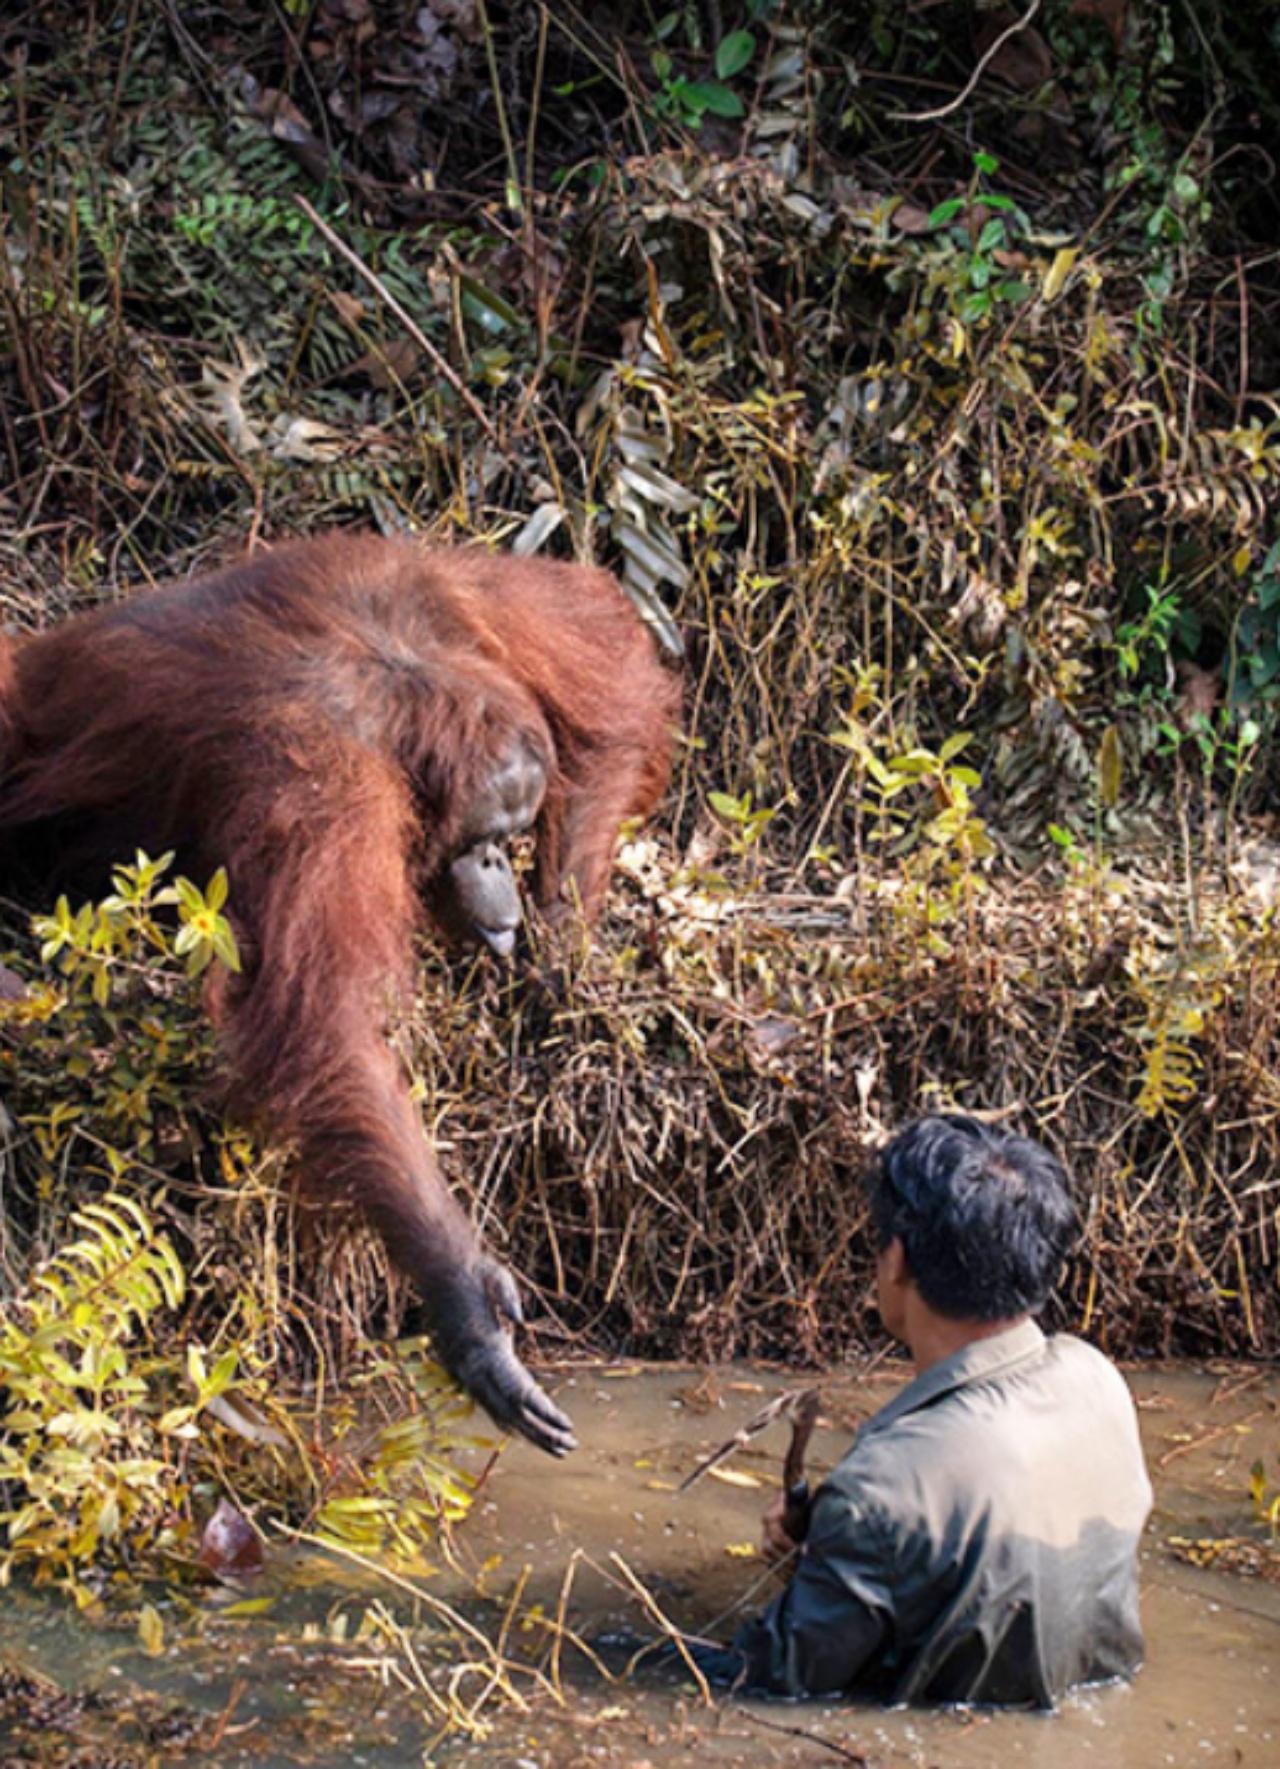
[736,1320,1152,1705]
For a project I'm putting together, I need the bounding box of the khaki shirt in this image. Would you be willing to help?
[734,1320,1152,1706]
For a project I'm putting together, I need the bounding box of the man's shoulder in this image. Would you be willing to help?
[1043,1330,1118,1366]
[822,1400,957,1516]
[1039,1332,1136,1402]
[829,1332,1136,1483]
[817,1330,1147,1551]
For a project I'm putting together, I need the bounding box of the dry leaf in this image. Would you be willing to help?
[198,1498,265,1579]
[708,1466,764,1489]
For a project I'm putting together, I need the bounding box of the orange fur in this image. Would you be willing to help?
[0,534,680,1449]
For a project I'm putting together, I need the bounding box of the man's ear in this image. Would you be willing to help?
[880,1236,911,1290]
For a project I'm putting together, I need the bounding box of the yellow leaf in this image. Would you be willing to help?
[1250,1459,1268,1509]
[220,1595,277,1618]
[707,1467,764,1489]
[1042,246,1078,304]
[138,1603,165,1657]
[725,1542,758,1558]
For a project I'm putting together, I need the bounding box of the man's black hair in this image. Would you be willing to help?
[867,1114,1078,1321]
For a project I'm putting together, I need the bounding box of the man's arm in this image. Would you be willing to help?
[732,1487,893,1698]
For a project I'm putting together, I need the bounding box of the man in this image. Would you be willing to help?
[695,1114,1152,1707]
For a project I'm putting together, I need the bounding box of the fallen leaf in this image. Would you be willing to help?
[138,1603,165,1657]
[708,1466,764,1489]
[198,1497,265,1579]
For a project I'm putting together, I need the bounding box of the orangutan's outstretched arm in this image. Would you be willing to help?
[217,736,575,1455]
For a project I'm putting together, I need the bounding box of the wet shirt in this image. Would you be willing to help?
[734,1320,1153,1707]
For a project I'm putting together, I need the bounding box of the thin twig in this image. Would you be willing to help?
[294,195,518,467]
[677,1386,816,1493]
[890,0,1043,123]
[609,1551,715,1705]
[206,1677,248,1751]
[1157,1406,1268,1468]
[735,1706,872,1765]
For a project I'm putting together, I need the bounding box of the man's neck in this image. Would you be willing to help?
[907,1309,1028,1377]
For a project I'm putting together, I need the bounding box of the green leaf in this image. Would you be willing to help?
[205,868,229,913]
[1256,571,1280,611]
[685,81,744,118]
[459,276,521,336]
[938,733,974,763]
[213,922,242,973]
[207,1349,240,1398]
[1171,172,1200,205]
[715,29,756,79]
[887,750,937,777]
[157,1405,198,1434]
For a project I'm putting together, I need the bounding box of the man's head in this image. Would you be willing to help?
[866,1114,1078,1325]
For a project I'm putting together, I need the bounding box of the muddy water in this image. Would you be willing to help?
[460,1361,1280,1768]
[2,1361,1278,1767]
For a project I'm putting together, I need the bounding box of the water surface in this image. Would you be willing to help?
[2,1361,1277,1766]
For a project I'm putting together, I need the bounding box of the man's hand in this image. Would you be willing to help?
[761,1490,803,1563]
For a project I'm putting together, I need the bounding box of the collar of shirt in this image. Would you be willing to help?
[861,1318,1048,1439]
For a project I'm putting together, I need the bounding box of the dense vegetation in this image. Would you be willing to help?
[1,0,1279,1580]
